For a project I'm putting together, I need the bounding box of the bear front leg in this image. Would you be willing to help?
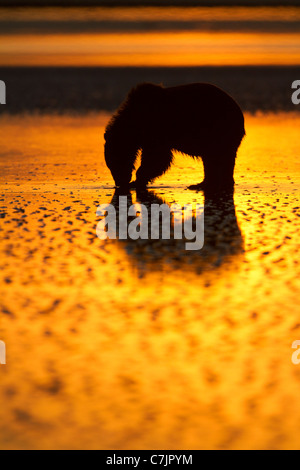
[131,146,173,187]
[187,156,206,190]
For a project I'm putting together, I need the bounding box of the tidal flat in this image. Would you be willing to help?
[0,112,300,449]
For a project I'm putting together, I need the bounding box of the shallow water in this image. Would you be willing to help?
[0,112,300,449]
[1,6,300,66]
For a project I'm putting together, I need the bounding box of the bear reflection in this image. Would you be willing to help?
[100,188,244,274]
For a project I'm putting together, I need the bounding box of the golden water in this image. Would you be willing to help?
[0,112,300,449]
[1,6,300,66]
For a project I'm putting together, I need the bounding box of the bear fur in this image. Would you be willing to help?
[104,82,245,191]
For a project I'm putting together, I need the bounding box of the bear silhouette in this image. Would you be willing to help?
[104,82,245,191]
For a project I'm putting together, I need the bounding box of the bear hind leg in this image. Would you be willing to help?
[188,150,236,192]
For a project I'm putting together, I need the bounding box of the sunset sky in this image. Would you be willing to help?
[0,6,300,66]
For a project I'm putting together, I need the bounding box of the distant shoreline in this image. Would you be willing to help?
[1,65,299,114]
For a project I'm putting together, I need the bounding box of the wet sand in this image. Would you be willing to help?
[0,112,300,449]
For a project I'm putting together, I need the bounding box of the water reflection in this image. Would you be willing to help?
[107,188,244,274]
[1,7,300,66]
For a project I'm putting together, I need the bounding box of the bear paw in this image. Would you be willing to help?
[187,182,205,191]
[129,180,148,189]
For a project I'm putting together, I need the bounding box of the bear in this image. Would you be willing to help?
[104,82,245,191]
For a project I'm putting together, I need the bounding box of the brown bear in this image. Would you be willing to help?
[104,82,245,191]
